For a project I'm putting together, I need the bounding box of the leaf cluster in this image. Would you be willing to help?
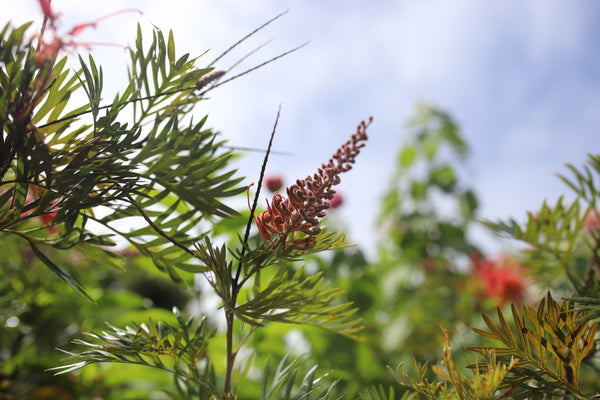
[390,328,517,400]
[51,308,223,398]
[260,355,341,400]
[466,292,598,399]
[1,21,245,295]
[196,230,362,339]
[483,155,600,295]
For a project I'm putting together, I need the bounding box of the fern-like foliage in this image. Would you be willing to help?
[358,385,400,400]
[196,236,363,339]
[234,266,361,337]
[473,157,600,398]
[1,22,244,293]
[390,327,517,400]
[49,308,222,398]
[483,155,600,296]
[358,384,403,400]
[467,292,598,399]
[260,355,341,400]
[570,296,600,324]
[482,195,588,292]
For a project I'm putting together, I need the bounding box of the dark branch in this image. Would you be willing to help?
[233,105,281,287]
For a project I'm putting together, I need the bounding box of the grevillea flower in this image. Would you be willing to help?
[19,187,59,231]
[471,253,528,308]
[35,0,142,67]
[39,0,60,26]
[254,117,372,249]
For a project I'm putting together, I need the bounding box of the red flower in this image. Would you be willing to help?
[264,175,284,192]
[19,187,59,232]
[471,253,528,308]
[35,0,142,67]
[328,193,343,209]
[40,210,59,232]
[40,210,57,225]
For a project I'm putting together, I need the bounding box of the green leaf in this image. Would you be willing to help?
[399,146,416,167]
[235,266,363,339]
[261,355,339,400]
[429,165,456,192]
[26,238,92,301]
[468,292,598,397]
[167,29,176,66]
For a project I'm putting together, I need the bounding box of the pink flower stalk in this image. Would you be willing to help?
[254,117,372,249]
[35,0,142,67]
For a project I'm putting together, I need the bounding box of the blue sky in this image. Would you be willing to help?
[4,1,600,257]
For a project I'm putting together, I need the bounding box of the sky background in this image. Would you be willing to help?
[3,1,600,257]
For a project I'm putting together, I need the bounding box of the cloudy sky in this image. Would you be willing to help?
[3,1,600,257]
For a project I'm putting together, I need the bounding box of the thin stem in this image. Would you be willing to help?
[223,312,236,396]
[235,325,258,355]
[125,193,196,258]
[224,107,280,397]
[227,38,275,73]
[233,105,280,288]
[208,10,288,67]
[580,239,600,295]
[38,86,189,129]
[221,145,292,156]
[202,42,309,96]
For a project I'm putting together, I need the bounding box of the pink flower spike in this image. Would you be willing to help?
[254,117,372,249]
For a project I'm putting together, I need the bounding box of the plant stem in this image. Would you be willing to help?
[223,108,281,397]
[125,193,197,258]
[234,105,280,286]
[223,311,235,397]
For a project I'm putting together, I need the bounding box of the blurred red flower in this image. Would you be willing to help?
[328,193,343,209]
[264,175,284,192]
[582,209,600,232]
[19,187,59,232]
[40,210,57,225]
[471,253,528,308]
